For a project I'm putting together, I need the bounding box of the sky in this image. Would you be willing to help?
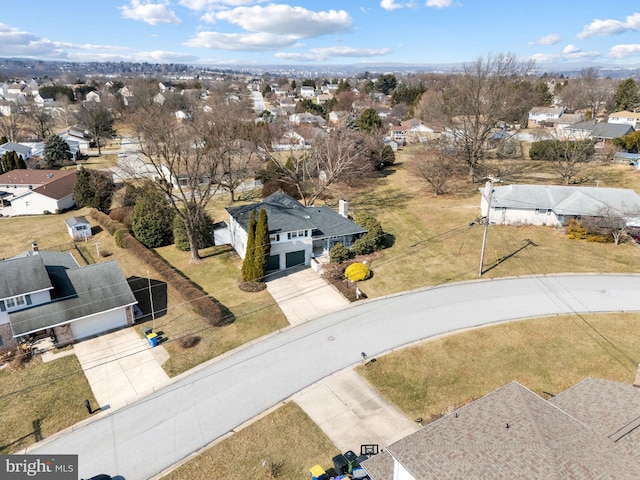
[1,1,640,68]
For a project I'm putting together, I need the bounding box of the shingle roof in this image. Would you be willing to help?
[9,260,137,337]
[0,254,52,299]
[364,381,640,480]
[568,121,634,139]
[226,191,367,238]
[0,141,31,156]
[487,184,640,217]
[609,110,640,120]
[64,216,90,227]
[30,171,76,200]
[0,169,75,187]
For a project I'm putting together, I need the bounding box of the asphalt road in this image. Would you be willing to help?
[31,274,640,480]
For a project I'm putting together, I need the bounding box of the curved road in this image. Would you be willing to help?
[32,274,640,479]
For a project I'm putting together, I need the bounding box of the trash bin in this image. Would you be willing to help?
[309,464,327,480]
[146,332,158,347]
[344,451,358,473]
[332,454,348,475]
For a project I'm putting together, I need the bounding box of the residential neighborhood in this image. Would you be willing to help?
[3,6,640,479]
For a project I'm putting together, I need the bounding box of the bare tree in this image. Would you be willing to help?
[582,206,640,245]
[75,102,115,154]
[23,108,54,141]
[266,128,371,205]
[419,53,534,182]
[532,132,595,184]
[0,114,21,142]
[410,142,463,196]
[558,68,614,117]
[131,104,225,261]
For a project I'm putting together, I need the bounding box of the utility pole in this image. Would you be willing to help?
[479,177,499,276]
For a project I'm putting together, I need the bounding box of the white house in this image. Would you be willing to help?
[608,110,640,129]
[0,142,32,160]
[226,192,367,271]
[0,248,137,351]
[0,169,77,216]
[528,106,565,127]
[480,182,640,227]
[299,86,316,98]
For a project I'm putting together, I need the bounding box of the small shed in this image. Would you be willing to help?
[65,216,92,240]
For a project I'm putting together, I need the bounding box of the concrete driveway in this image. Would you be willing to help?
[73,329,169,410]
[266,266,350,325]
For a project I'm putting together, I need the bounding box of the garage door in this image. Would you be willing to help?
[286,250,305,268]
[70,311,127,340]
[266,254,280,271]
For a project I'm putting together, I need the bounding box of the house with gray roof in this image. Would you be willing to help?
[226,191,366,271]
[0,246,137,351]
[0,141,32,160]
[480,183,640,227]
[565,120,634,144]
[362,378,640,480]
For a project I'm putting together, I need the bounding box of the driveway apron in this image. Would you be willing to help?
[73,329,169,410]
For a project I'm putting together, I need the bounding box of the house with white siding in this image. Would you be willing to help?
[480,182,640,227]
[226,192,366,271]
[0,247,137,351]
[0,169,76,215]
[527,106,565,127]
[608,110,640,129]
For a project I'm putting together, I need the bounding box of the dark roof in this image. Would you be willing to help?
[226,191,366,238]
[9,260,137,337]
[364,381,640,480]
[30,171,76,200]
[0,254,52,299]
[0,169,75,187]
[568,121,634,139]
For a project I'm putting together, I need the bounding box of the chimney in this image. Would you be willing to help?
[338,199,348,218]
[31,240,39,255]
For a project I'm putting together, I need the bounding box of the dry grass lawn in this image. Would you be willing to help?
[357,312,640,422]
[0,355,96,454]
[164,402,338,480]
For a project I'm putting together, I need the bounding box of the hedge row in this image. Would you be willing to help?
[89,209,225,326]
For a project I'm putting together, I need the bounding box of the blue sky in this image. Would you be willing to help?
[1,1,639,67]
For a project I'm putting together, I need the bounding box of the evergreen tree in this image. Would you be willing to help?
[43,135,72,166]
[253,209,270,281]
[73,167,115,213]
[172,207,214,251]
[131,187,175,248]
[1,150,25,173]
[613,78,640,112]
[241,210,257,281]
[357,108,382,133]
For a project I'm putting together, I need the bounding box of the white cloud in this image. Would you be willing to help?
[214,4,352,38]
[577,12,640,39]
[0,23,66,57]
[380,0,404,10]
[530,34,560,46]
[140,50,200,62]
[426,0,452,7]
[275,46,392,62]
[120,1,181,25]
[178,0,259,10]
[563,44,580,54]
[609,44,640,59]
[185,31,298,50]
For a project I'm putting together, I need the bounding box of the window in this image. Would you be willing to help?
[5,295,26,310]
[269,234,280,242]
[287,230,307,240]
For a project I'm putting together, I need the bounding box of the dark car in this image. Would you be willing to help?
[82,475,112,480]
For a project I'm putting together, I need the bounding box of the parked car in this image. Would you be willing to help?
[82,475,111,480]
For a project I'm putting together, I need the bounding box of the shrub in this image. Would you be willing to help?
[177,336,200,349]
[109,206,133,228]
[566,219,588,240]
[344,262,371,282]
[114,229,127,248]
[586,233,613,243]
[43,210,51,215]
[173,211,214,252]
[352,213,385,255]
[330,243,351,263]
